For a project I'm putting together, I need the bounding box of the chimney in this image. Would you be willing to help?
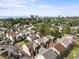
[46,40,50,48]
[35,45,41,55]
[29,48,34,57]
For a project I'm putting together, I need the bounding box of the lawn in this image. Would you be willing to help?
[65,37,79,59]
[0,51,8,59]
[65,47,79,59]
[0,56,8,59]
[16,41,26,48]
[15,40,30,48]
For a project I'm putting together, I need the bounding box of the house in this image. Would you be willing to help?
[6,31,23,42]
[38,47,47,54]
[17,30,28,38]
[36,32,42,37]
[14,23,21,28]
[0,39,9,45]
[34,35,54,48]
[44,35,54,42]
[50,43,65,55]
[17,29,36,39]
[8,45,25,59]
[0,33,4,41]
[71,27,78,29]
[35,35,54,45]
[22,42,40,56]
[60,38,73,49]
[71,26,78,33]
[6,28,37,42]
[56,35,75,56]
[56,38,62,43]
[27,34,39,41]
[17,29,36,37]
[57,35,75,48]
[0,33,9,45]
[6,32,17,42]
[0,27,8,34]
[34,38,45,45]
[35,48,57,59]
[14,23,28,30]
[63,34,75,40]
[17,23,33,31]
[27,25,36,31]
[34,37,51,48]
[57,38,71,48]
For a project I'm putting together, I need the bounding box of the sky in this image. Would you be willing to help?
[0,0,79,16]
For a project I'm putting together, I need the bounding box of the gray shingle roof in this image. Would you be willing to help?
[28,34,39,41]
[26,42,38,49]
[43,49,57,59]
[35,38,44,44]
[60,37,74,48]
[44,35,54,40]
[39,47,47,54]
[36,49,57,59]
[8,32,18,39]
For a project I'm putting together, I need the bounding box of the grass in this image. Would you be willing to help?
[65,37,79,59]
[15,40,30,48]
[16,41,26,48]
[0,56,8,59]
[66,47,79,59]
[0,51,8,59]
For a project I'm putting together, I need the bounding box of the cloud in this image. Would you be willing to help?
[0,0,79,16]
[32,5,60,16]
[0,0,36,9]
[58,4,79,16]
[30,4,79,16]
[30,0,37,2]
[0,3,24,9]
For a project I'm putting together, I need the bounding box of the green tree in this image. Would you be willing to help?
[63,24,71,34]
[77,26,79,34]
[36,23,45,35]
[50,26,61,38]
[4,21,13,28]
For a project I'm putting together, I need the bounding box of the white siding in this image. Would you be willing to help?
[35,55,45,59]
[6,33,9,38]
[22,45,31,56]
[10,35,14,42]
[27,37,32,42]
